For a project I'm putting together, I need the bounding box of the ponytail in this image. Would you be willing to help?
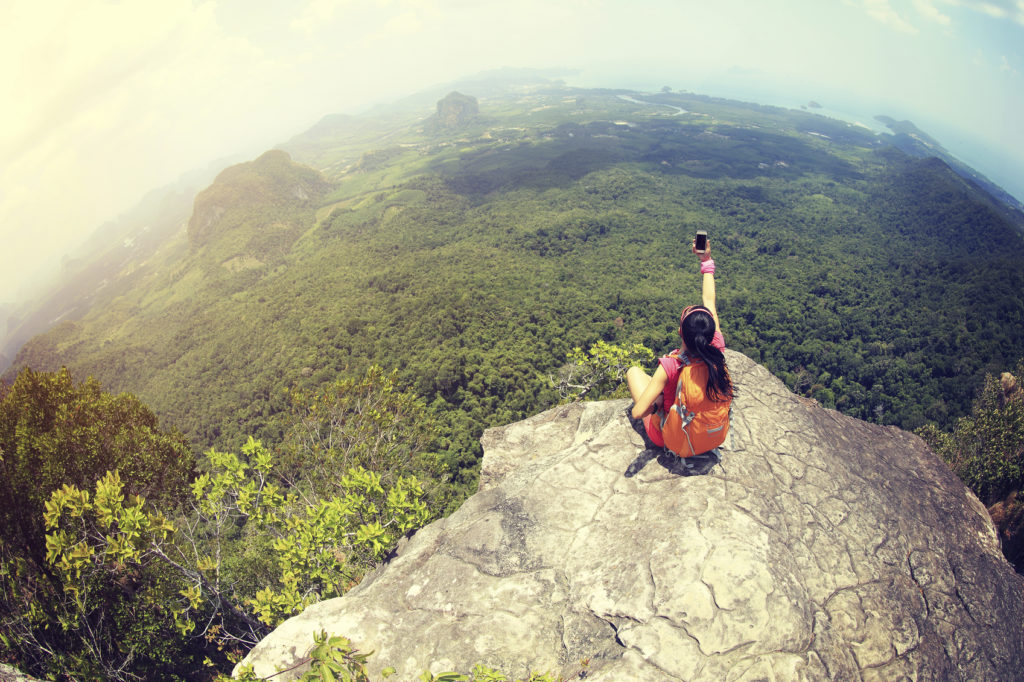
[679,308,734,402]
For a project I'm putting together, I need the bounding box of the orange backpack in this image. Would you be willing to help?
[659,351,731,457]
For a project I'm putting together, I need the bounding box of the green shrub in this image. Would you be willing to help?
[918,360,1024,506]
[555,340,654,401]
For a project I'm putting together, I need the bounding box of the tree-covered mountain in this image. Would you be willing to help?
[5,81,1024,480]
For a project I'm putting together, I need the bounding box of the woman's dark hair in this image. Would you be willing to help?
[680,306,734,402]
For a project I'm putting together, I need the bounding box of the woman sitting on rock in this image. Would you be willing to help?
[625,239,734,458]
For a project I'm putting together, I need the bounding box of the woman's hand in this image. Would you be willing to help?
[691,239,712,262]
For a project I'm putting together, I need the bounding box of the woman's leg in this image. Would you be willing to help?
[626,366,652,403]
[625,366,666,449]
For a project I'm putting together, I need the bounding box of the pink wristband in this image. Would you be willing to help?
[700,259,715,274]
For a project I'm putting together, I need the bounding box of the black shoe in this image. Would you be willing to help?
[656,450,691,475]
[658,448,721,476]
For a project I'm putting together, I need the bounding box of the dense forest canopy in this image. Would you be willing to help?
[5,84,1024,483]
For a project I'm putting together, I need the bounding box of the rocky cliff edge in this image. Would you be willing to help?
[239,350,1024,680]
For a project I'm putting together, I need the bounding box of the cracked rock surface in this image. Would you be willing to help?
[239,350,1024,680]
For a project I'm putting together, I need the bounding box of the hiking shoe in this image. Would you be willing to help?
[656,450,691,475]
[658,448,721,476]
[686,451,720,476]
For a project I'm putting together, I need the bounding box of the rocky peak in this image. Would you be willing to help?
[435,91,479,130]
[240,350,1024,680]
[186,150,331,248]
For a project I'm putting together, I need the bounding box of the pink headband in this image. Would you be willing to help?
[680,305,710,325]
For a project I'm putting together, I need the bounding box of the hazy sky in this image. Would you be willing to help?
[1,0,1022,307]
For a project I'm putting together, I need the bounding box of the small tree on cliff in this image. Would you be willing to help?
[554,340,654,402]
[278,365,441,494]
[918,359,1024,570]
[0,367,196,678]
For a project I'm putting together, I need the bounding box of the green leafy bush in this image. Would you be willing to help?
[0,367,194,567]
[1,365,445,679]
[0,367,197,678]
[918,360,1024,571]
[918,360,1024,505]
[42,437,433,653]
[555,340,654,401]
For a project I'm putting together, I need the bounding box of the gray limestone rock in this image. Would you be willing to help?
[0,664,43,681]
[238,350,1024,680]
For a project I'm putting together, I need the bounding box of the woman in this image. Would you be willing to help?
[626,239,733,454]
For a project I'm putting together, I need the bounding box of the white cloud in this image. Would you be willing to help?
[977,1,1009,17]
[912,0,953,24]
[944,0,1016,19]
[862,0,920,32]
[909,0,1024,26]
[291,0,352,35]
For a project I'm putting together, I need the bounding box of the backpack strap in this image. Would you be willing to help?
[672,384,695,429]
[659,351,695,433]
[667,349,691,367]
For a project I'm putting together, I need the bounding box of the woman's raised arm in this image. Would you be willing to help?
[693,240,720,333]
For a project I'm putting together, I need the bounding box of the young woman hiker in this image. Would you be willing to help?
[625,239,734,457]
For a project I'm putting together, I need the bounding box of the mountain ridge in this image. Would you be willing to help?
[0,157,236,374]
[875,115,1024,218]
[187,150,332,257]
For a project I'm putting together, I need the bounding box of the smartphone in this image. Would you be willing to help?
[694,230,708,253]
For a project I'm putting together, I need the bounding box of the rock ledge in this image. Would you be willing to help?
[240,350,1024,680]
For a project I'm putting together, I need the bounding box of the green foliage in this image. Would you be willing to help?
[918,360,1024,506]
[37,468,249,678]
[248,462,430,625]
[556,340,654,401]
[31,437,432,678]
[0,359,446,678]
[279,365,441,492]
[0,362,447,679]
[0,367,194,567]
[419,666,561,682]
[44,471,176,592]
[233,630,375,682]
[0,368,198,679]
[2,485,207,678]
